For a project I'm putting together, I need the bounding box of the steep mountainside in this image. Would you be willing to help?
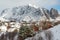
[0,5,59,22]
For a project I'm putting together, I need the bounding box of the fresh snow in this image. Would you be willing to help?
[0,5,51,22]
[55,16,60,22]
[0,17,9,22]
[0,25,7,32]
[25,24,60,40]
[49,24,60,40]
[29,4,38,8]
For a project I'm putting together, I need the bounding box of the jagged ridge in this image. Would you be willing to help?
[0,5,59,22]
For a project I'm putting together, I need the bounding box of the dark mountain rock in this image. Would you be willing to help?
[50,8,59,19]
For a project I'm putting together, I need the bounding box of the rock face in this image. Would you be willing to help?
[0,32,18,40]
[50,8,59,19]
[0,5,59,22]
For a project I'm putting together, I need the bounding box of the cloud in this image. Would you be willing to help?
[58,11,60,14]
[0,0,59,12]
[12,0,59,7]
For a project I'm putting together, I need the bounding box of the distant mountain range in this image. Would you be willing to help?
[0,4,59,22]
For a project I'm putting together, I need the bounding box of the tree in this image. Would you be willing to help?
[19,22,34,39]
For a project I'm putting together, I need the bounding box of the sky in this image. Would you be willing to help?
[0,0,60,13]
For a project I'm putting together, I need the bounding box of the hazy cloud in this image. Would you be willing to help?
[0,0,59,12]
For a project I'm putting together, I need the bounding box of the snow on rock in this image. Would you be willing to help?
[25,30,53,40]
[49,24,60,40]
[29,4,38,8]
[0,17,9,22]
[25,24,60,40]
[0,25,7,32]
[23,16,37,22]
[39,16,48,21]
[0,5,51,22]
[7,28,17,32]
[55,16,60,22]
[23,16,32,22]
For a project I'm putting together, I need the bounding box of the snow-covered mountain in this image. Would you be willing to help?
[0,5,59,22]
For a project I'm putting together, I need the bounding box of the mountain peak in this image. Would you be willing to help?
[0,5,59,22]
[50,8,59,19]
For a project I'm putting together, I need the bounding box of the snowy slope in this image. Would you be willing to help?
[49,24,60,40]
[25,24,60,40]
[55,16,60,22]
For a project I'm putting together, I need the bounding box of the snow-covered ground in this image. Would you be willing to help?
[25,24,60,40]
[49,24,60,40]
